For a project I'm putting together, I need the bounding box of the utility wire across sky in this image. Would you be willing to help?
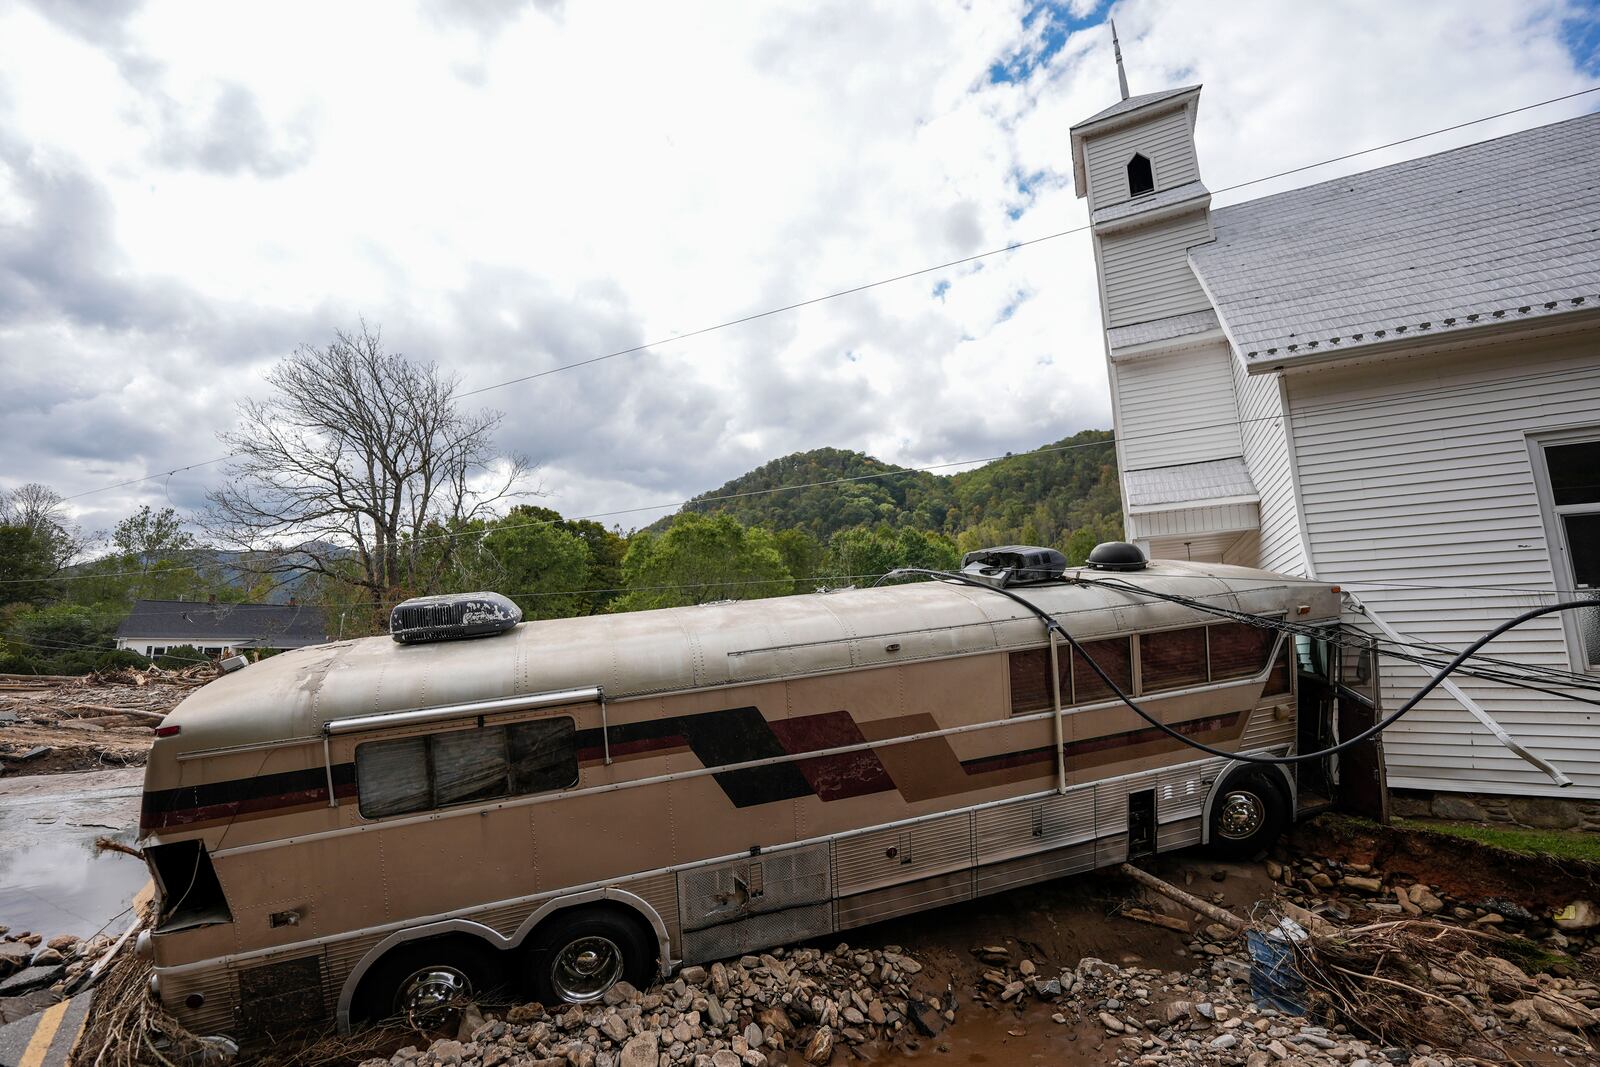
[51,84,1600,506]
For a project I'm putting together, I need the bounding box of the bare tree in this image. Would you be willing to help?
[204,324,532,610]
[0,482,86,571]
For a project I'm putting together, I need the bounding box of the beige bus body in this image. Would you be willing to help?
[137,561,1341,1038]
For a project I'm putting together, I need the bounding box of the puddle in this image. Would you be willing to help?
[0,767,148,939]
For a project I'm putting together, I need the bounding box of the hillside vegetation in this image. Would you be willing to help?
[673,429,1122,559]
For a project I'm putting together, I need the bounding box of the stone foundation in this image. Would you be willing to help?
[1390,788,1600,832]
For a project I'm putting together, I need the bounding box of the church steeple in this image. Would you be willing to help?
[1110,19,1130,101]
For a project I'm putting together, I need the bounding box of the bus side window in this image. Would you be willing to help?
[1007,647,1069,714]
[1263,639,1293,697]
[1208,623,1276,681]
[1070,637,1132,703]
[509,718,579,792]
[356,736,432,818]
[355,717,578,819]
[1140,627,1207,692]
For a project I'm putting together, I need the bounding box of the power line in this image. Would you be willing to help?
[45,84,1600,505]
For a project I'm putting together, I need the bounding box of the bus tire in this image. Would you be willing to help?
[1207,768,1289,859]
[526,906,658,1005]
[354,937,501,1030]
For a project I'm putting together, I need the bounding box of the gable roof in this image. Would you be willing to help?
[1189,112,1600,369]
[116,600,328,647]
[1071,85,1200,132]
[1070,85,1201,199]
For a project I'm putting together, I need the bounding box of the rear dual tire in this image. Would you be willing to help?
[1208,768,1290,859]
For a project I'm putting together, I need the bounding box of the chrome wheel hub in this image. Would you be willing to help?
[395,965,472,1030]
[1217,791,1266,840]
[551,935,623,1003]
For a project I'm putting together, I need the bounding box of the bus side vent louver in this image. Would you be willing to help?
[390,591,523,644]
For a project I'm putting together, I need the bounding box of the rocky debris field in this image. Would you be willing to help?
[0,922,118,1025]
[0,667,204,775]
[358,946,940,1067]
[346,821,1600,1067]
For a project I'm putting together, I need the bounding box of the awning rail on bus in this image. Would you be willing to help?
[322,686,605,737]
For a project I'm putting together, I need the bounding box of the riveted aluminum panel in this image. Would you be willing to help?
[836,869,974,930]
[973,787,1097,867]
[975,840,1099,897]
[832,811,972,897]
[679,901,833,964]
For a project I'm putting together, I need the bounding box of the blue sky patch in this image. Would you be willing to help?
[988,1,1104,85]
[1564,0,1600,73]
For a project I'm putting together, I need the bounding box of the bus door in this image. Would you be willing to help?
[1333,633,1389,822]
[1294,632,1336,814]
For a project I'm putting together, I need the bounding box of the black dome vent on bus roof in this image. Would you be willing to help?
[390,591,522,644]
[960,545,1067,587]
[1086,541,1148,571]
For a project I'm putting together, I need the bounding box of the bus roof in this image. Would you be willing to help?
[155,560,1333,756]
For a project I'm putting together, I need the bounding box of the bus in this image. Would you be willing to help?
[135,546,1381,1040]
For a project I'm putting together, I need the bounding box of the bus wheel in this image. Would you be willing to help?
[1208,769,1289,859]
[527,907,657,1005]
[357,939,498,1031]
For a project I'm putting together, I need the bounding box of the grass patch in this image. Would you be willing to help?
[1495,935,1577,975]
[1394,818,1600,864]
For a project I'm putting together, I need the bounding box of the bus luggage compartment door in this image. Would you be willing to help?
[676,843,832,963]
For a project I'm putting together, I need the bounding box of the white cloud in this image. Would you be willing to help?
[0,0,1593,537]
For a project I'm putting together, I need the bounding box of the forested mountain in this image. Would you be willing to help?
[670,429,1122,559]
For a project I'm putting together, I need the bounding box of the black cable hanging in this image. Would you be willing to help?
[880,566,1596,768]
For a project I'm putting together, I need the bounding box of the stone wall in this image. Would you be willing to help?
[1389,789,1600,832]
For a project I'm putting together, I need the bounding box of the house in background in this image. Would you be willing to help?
[1072,81,1600,814]
[115,599,329,660]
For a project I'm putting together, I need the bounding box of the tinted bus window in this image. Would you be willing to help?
[1008,647,1070,714]
[1071,637,1132,703]
[1208,623,1277,681]
[1140,628,1207,692]
[356,717,578,818]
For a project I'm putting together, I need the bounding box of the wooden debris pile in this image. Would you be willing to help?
[0,666,210,773]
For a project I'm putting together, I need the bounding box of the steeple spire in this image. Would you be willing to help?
[1110,19,1130,101]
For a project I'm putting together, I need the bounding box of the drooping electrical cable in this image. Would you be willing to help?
[880,565,1598,767]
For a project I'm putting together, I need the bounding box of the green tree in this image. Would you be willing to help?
[0,525,57,606]
[479,519,593,621]
[772,529,824,592]
[823,526,961,582]
[0,604,118,674]
[614,513,791,611]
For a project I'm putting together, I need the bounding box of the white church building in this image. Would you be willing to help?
[1073,79,1600,812]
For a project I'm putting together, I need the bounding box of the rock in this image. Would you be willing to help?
[1532,995,1596,1031]
[680,965,708,986]
[1553,900,1600,932]
[1210,1033,1239,1050]
[1099,1012,1125,1033]
[912,1005,945,1037]
[1430,793,1488,821]
[455,1003,486,1043]
[0,965,64,996]
[706,998,727,1026]
[1341,875,1383,893]
[743,1022,763,1048]
[427,1039,466,1065]
[1310,873,1335,890]
[1000,981,1025,1001]
[45,935,78,954]
[1508,796,1582,830]
[757,1006,793,1035]
[974,945,1010,964]
[1264,859,1284,881]
[1165,1000,1193,1024]
[802,1026,833,1065]
[601,1014,630,1043]
[604,981,641,1006]
[0,943,31,978]
[509,1002,546,1023]
[711,1053,740,1067]
[619,1033,659,1067]
[1018,959,1036,976]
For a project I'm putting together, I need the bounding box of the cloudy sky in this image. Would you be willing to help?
[2,0,1597,538]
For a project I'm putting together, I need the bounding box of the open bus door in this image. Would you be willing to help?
[1333,633,1389,822]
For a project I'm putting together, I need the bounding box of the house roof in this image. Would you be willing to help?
[1189,112,1600,370]
[1124,457,1257,510]
[115,600,328,647]
[1070,85,1200,132]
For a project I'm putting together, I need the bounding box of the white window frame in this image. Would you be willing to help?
[1528,426,1600,674]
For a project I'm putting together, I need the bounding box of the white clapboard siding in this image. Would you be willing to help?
[1287,332,1600,799]
[1114,343,1243,471]
[1099,214,1214,328]
[1084,107,1199,211]
[1224,357,1309,576]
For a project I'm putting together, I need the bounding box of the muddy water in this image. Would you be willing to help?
[0,767,148,938]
